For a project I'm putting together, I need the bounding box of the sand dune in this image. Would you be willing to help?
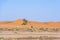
[0,19,60,28]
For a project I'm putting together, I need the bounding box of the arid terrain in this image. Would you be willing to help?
[0,19,60,40]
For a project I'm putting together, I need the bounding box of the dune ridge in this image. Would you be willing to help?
[0,19,60,28]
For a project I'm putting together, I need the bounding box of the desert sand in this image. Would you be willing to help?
[0,19,60,28]
[0,19,60,40]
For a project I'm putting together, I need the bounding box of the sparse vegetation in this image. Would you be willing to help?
[27,26,34,32]
[0,36,60,40]
[0,27,60,32]
[22,19,28,25]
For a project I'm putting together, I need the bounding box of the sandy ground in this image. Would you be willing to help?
[0,19,60,40]
[0,32,60,40]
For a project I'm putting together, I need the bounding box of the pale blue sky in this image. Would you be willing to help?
[0,0,60,22]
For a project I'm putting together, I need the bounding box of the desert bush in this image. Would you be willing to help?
[22,19,28,25]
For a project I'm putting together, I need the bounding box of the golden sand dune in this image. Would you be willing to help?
[0,19,60,28]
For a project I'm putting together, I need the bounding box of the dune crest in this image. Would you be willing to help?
[0,19,60,28]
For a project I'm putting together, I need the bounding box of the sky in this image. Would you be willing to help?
[0,0,60,22]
